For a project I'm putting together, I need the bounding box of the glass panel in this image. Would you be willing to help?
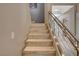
[49,15,77,56]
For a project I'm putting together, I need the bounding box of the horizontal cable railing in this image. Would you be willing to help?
[48,11,79,56]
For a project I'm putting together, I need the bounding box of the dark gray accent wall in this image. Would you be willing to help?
[29,3,44,23]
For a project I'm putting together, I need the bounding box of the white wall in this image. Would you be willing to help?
[52,5,75,34]
[76,5,79,39]
[52,5,74,13]
[0,3,31,56]
[44,3,52,24]
[62,7,75,34]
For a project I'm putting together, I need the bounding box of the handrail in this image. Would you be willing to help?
[48,11,79,56]
[51,12,79,43]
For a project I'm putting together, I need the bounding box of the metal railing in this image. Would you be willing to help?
[48,11,79,56]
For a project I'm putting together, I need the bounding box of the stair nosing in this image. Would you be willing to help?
[26,39,53,42]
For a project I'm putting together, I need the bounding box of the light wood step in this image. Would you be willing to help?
[30,23,48,33]
[23,23,55,56]
[28,33,50,39]
[23,47,56,56]
[26,39,53,47]
[31,23,45,27]
[31,27,47,31]
[30,29,48,33]
[31,24,47,28]
[30,28,48,33]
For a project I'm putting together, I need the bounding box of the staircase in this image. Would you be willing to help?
[23,23,56,56]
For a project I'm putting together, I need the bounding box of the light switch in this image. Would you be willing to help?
[11,32,15,39]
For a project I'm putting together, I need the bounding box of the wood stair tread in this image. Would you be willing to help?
[27,39,52,42]
[29,33,49,35]
[24,47,55,52]
[31,23,45,26]
[31,28,47,30]
[23,23,56,56]
[30,29,48,32]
